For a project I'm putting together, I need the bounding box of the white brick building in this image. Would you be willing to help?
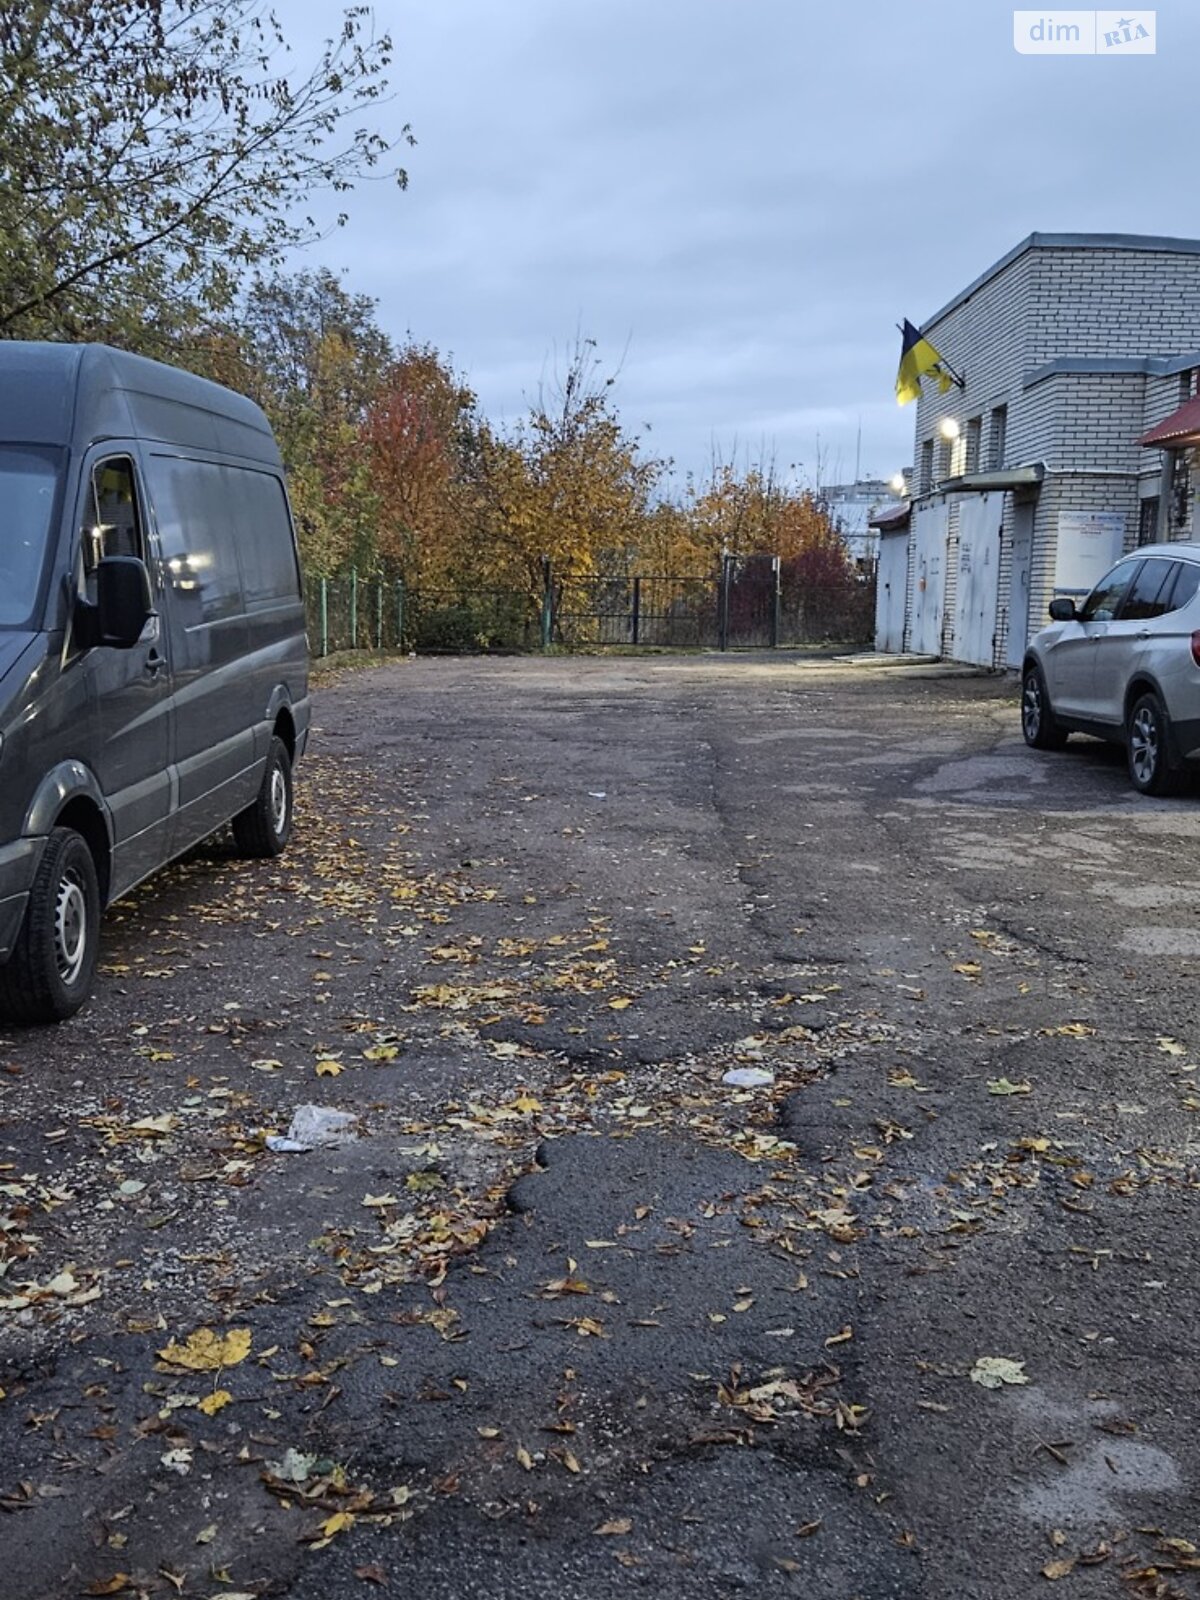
[875,233,1200,667]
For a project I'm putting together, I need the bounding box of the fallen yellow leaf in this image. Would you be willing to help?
[197,1389,233,1416]
[1041,1557,1076,1580]
[157,1327,251,1372]
[130,1114,178,1137]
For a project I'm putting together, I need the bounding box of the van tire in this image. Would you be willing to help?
[232,737,294,858]
[0,828,101,1026]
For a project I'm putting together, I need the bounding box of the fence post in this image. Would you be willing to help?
[376,580,384,649]
[540,556,553,650]
[631,576,641,646]
[396,580,405,650]
[770,555,782,648]
[350,568,359,650]
[718,554,732,651]
[319,577,328,657]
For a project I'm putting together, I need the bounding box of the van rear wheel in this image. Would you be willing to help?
[0,827,101,1026]
[232,736,294,858]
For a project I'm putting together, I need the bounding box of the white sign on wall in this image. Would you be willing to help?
[1054,510,1127,595]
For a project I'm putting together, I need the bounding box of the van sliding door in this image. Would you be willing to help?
[142,452,255,846]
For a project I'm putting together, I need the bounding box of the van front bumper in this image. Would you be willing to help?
[0,838,41,962]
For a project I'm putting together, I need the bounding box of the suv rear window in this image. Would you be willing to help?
[1167,562,1200,613]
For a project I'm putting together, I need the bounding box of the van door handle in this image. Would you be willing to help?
[1136,630,1152,640]
[145,650,167,677]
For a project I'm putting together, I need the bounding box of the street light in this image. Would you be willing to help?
[889,472,908,495]
[938,416,961,441]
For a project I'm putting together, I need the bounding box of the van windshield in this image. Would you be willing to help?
[0,446,62,627]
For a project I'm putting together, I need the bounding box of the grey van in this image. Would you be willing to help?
[0,343,309,1024]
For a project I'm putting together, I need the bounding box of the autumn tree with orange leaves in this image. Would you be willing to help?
[364,345,480,588]
[222,273,860,622]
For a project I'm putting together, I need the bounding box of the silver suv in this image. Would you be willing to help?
[1022,542,1200,795]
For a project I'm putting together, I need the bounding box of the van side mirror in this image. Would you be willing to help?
[1048,597,1078,622]
[96,556,154,647]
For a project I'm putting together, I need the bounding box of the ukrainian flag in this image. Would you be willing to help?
[896,319,956,406]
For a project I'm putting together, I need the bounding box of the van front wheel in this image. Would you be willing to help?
[0,828,101,1025]
[232,737,294,858]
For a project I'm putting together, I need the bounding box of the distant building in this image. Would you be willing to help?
[823,478,901,571]
[873,233,1200,666]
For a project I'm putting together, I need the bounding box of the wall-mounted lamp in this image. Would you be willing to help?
[938,416,961,441]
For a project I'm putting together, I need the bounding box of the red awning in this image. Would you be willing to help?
[1140,395,1200,448]
[869,500,911,531]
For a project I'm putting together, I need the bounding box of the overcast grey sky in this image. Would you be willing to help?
[290,0,1195,489]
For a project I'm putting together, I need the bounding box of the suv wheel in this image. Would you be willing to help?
[1022,665,1068,750]
[0,827,101,1025]
[1127,691,1187,796]
[232,736,294,857]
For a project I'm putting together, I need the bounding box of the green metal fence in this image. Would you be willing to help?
[305,575,540,657]
[304,563,875,657]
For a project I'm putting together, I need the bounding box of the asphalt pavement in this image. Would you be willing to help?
[2,652,1198,1600]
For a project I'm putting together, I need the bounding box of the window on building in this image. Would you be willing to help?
[919,438,934,494]
[937,437,955,483]
[1137,497,1161,546]
[1179,368,1198,403]
[988,406,1008,471]
[965,417,982,475]
[1169,450,1191,534]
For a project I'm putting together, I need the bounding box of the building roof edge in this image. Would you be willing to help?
[923,233,1200,333]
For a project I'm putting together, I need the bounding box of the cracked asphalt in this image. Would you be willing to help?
[2,652,1200,1600]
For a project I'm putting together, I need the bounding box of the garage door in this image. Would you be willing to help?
[909,502,948,657]
[874,530,908,653]
[952,492,1003,667]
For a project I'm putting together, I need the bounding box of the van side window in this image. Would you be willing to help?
[146,454,241,623]
[81,457,144,595]
[228,467,300,606]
